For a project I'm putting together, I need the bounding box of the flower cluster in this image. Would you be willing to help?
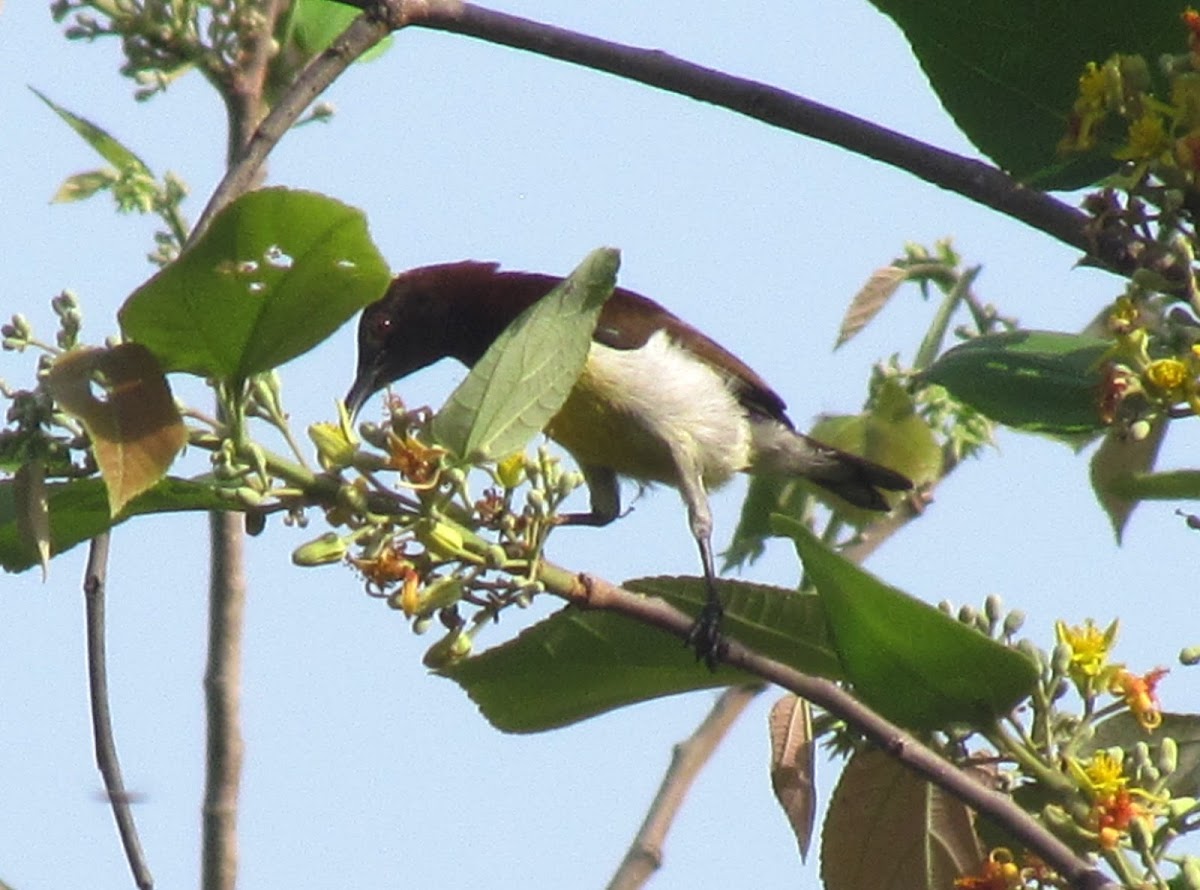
[1060,11,1200,184]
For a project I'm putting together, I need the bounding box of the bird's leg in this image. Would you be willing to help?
[671,458,726,669]
[555,464,620,527]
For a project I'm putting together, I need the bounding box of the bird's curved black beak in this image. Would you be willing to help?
[343,361,380,420]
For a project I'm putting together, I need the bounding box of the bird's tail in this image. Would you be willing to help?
[749,420,912,511]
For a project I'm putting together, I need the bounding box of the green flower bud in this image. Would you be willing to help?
[418,519,464,561]
[1002,610,1026,637]
[422,630,473,669]
[1180,646,1200,666]
[291,532,347,567]
[1159,737,1179,776]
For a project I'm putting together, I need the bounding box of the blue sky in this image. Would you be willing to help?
[3,3,1199,888]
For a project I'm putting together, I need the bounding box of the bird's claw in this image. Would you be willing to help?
[685,599,727,670]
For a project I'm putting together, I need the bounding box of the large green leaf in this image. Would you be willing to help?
[923,330,1111,441]
[777,515,1037,731]
[430,248,618,462]
[441,575,841,733]
[0,477,228,573]
[869,1,1183,189]
[119,187,390,382]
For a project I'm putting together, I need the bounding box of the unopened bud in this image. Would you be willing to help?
[1181,646,1200,666]
[1160,737,1179,776]
[1003,610,1026,637]
[1182,855,1200,890]
[422,630,473,669]
[291,532,347,566]
[419,519,464,561]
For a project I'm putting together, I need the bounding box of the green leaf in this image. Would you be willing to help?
[430,248,619,462]
[52,169,118,204]
[822,748,984,890]
[284,0,392,61]
[1090,419,1168,542]
[776,515,1038,731]
[867,1,1183,189]
[32,88,153,176]
[0,477,228,574]
[923,330,1111,440]
[119,188,391,382]
[1088,713,1200,799]
[725,380,940,568]
[441,576,841,733]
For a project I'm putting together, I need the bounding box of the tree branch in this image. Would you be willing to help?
[606,685,762,890]
[200,513,246,890]
[535,562,1116,890]
[316,0,1174,282]
[84,533,154,890]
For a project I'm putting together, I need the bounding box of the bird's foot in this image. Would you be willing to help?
[685,598,727,671]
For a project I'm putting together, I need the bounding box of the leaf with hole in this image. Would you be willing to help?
[119,187,391,383]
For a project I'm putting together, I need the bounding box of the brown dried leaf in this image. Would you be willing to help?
[45,344,187,516]
[768,693,816,861]
[837,265,908,349]
[14,460,50,580]
[822,748,984,890]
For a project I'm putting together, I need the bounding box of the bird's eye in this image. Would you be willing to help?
[366,313,393,343]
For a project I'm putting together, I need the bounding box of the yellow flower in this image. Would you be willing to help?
[496,451,527,489]
[1080,750,1128,798]
[1114,112,1169,161]
[1056,618,1119,683]
[1059,62,1110,153]
[1144,357,1191,400]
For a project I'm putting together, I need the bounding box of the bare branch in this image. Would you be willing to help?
[201,513,246,890]
[536,562,1117,890]
[84,532,155,890]
[607,685,762,890]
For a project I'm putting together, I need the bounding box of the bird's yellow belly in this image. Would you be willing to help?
[544,336,752,489]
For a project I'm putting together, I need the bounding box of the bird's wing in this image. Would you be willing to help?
[593,288,793,428]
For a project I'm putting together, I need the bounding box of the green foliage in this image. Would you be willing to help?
[430,248,619,462]
[867,0,1182,188]
[923,330,1112,440]
[777,515,1038,731]
[0,477,229,573]
[119,187,391,383]
[442,576,838,732]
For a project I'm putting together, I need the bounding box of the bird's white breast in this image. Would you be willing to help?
[546,330,753,489]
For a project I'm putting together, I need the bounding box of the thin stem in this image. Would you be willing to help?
[84,533,154,890]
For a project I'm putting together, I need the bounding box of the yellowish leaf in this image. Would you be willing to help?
[45,344,187,516]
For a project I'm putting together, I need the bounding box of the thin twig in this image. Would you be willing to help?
[84,532,154,890]
[607,685,763,890]
[194,9,394,240]
[535,562,1117,890]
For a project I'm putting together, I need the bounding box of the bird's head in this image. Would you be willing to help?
[344,261,513,417]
